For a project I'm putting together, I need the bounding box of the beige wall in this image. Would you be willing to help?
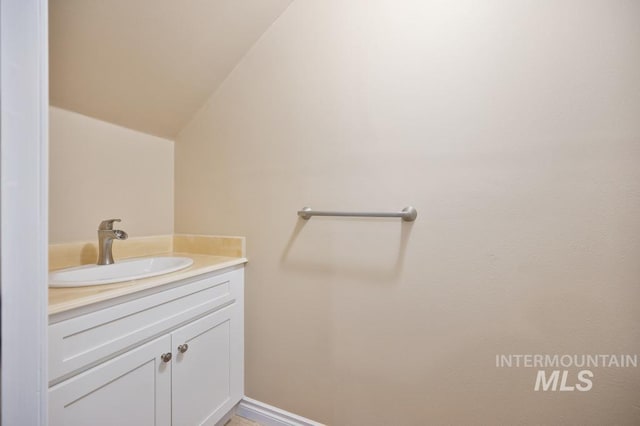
[175,1,640,425]
[50,0,292,138]
[50,107,174,243]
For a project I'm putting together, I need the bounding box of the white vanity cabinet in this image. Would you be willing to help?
[48,266,244,426]
[49,334,172,426]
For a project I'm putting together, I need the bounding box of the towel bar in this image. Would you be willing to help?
[297,206,417,222]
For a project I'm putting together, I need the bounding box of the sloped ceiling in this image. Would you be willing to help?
[49,0,292,139]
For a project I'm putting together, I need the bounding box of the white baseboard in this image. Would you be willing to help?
[235,397,325,426]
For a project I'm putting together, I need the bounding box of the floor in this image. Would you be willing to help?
[225,414,261,425]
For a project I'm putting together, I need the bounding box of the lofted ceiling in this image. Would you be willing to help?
[49,0,292,139]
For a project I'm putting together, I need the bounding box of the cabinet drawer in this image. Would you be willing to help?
[49,268,242,383]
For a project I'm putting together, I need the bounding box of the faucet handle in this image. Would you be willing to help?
[98,218,121,230]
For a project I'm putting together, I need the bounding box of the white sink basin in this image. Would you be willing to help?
[49,256,194,287]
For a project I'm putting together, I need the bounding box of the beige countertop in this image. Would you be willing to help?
[49,253,247,315]
[48,234,247,315]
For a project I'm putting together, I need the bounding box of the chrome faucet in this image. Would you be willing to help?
[97,219,128,265]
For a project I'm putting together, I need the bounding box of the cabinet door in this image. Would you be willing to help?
[49,335,172,426]
[172,304,242,426]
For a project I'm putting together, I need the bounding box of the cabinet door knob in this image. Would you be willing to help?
[161,352,172,363]
[178,343,189,354]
